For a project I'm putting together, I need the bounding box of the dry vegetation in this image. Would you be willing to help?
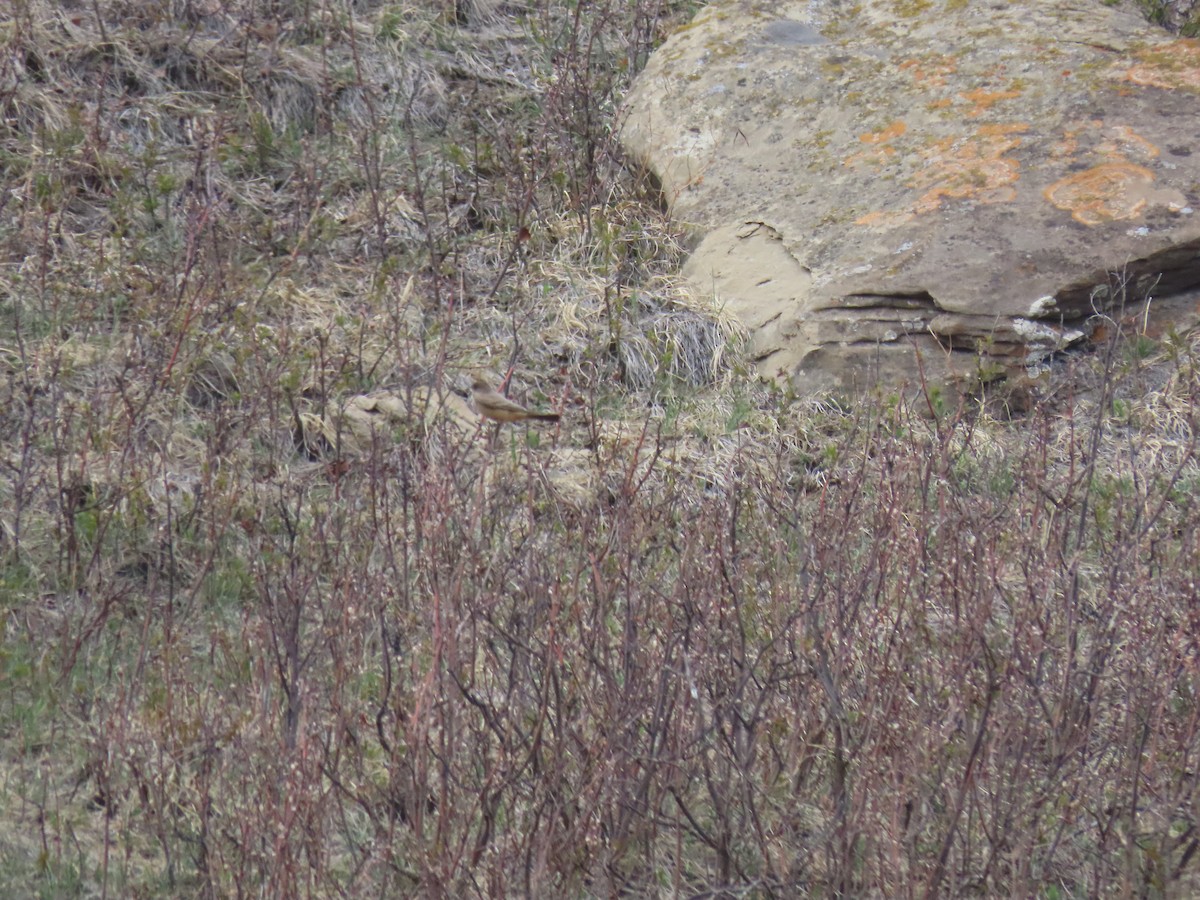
[1130,0,1200,34]
[2,0,1200,897]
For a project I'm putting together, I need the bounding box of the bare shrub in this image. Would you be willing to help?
[3,0,1200,897]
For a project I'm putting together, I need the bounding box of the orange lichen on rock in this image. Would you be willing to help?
[899,55,959,87]
[844,120,908,168]
[978,123,1029,138]
[1050,130,1080,159]
[959,88,1022,116]
[855,126,1028,225]
[1043,163,1154,225]
[859,120,908,144]
[1098,125,1160,161]
[1122,39,1200,91]
[843,145,898,168]
[855,208,915,228]
[909,128,1024,211]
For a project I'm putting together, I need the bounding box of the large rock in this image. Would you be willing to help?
[621,0,1200,393]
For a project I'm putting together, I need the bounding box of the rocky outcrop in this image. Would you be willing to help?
[621,0,1200,393]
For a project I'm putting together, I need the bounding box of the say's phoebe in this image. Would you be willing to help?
[471,375,560,424]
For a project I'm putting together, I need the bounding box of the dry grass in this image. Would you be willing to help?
[3,0,1200,897]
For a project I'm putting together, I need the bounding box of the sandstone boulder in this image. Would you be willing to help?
[621,0,1200,393]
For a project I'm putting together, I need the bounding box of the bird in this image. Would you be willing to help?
[471,375,560,424]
